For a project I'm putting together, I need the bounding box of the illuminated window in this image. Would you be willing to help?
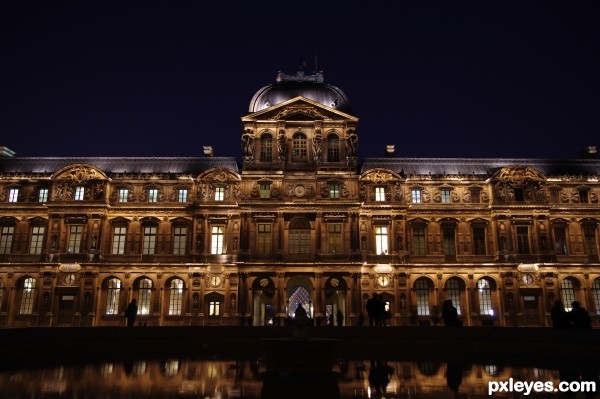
[29,226,45,255]
[560,278,576,312]
[178,189,188,203]
[592,279,600,315]
[412,227,426,256]
[327,134,340,162]
[214,187,225,201]
[19,277,37,315]
[257,224,271,254]
[472,227,486,255]
[411,189,422,203]
[375,226,388,255]
[259,183,271,199]
[105,277,121,315]
[148,189,158,203]
[441,189,451,204]
[292,132,307,162]
[143,226,157,255]
[118,189,128,203]
[0,226,14,254]
[446,278,462,315]
[164,360,179,377]
[375,187,386,201]
[415,278,430,316]
[261,133,273,162]
[112,226,126,254]
[168,278,184,315]
[209,301,221,316]
[8,188,19,203]
[516,226,530,254]
[38,188,49,202]
[137,278,152,316]
[329,184,340,199]
[211,226,225,254]
[74,186,85,201]
[173,227,187,255]
[477,278,494,316]
[68,225,83,253]
[328,224,342,253]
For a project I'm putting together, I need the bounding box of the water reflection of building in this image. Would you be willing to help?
[0,70,599,328]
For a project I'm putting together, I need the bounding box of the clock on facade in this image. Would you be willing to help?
[64,273,77,285]
[294,185,306,197]
[210,275,222,287]
[377,275,391,288]
[522,274,534,286]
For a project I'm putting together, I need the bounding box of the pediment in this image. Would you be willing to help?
[360,168,403,183]
[197,168,241,182]
[491,165,546,184]
[242,97,358,122]
[52,163,109,183]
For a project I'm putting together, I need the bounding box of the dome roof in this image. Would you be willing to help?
[249,71,352,114]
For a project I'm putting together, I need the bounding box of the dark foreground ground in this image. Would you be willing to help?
[0,325,598,371]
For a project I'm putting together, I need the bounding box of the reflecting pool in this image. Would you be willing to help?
[1,356,598,398]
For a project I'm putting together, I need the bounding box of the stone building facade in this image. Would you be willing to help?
[0,71,599,327]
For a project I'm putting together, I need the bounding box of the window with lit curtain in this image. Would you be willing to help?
[261,133,273,162]
[68,225,83,253]
[0,226,14,254]
[148,189,158,203]
[38,188,49,202]
[209,301,221,316]
[105,277,121,315]
[19,277,37,315]
[560,278,576,311]
[445,278,462,315]
[257,224,271,254]
[328,224,342,253]
[8,188,19,203]
[118,189,128,203]
[178,189,188,203]
[329,184,340,199]
[375,187,386,201]
[74,186,85,201]
[168,278,184,315]
[112,226,127,254]
[173,226,187,255]
[375,226,388,255]
[29,226,45,255]
[143,226,157,255]
[411,189,422,203]
[477,278,493,316]
[137,278,152,315]
[592,279,600,315]
[211,226,225,254]
[292,132,307,162]
[441,188,451,204]
[415,278,430,316]
[214,187,225,201]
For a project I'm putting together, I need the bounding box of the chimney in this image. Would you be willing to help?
[0,146,15,157]
[580,146,597,159]
[203,146,214,157]
[385,145,395,157]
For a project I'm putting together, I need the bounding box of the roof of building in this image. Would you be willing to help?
[249,71,352,114]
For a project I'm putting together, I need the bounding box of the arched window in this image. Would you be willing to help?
[260,133,273,162]
[19,277,37,315]
[560,278,577,311]
[105,277,121,315]
[592,278,600,315]
[327,133,340,162]
[477,278,494,316]
[168,278,184,315]
[415,278,431,316]
[445,278,462,315]
[137,278,153,315]
[292,132,307,162]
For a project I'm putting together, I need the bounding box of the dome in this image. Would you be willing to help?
[249,71,352,114]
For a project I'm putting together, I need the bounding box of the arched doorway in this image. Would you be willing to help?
[324,276,347,326]
[251,276,275,326]
[286,275,313,320]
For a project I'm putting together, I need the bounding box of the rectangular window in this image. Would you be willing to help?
[328,224,342,253]
[259,183,271,199]
[148,189,158,203]
[289,230,310,254]
[329,184,340,199]
[214,187,225,201]
[415,280,430,316]
[442,227,456,255]
[516,226,530,254]
[549,190,560,204]
[0,226,15,254]
[67,225,83,254]
[74,186,85,201]
[211,226,225,254]
[583,227,599,258]
[29,226,45,255]
[375,187,386,202]
[8,189,19,203]
[441,189,451,204]
[411,189,422,204]
[579,190,589,204]
[118,189,128,203]
[38,188,49,203]
[261,136,273,162]
[257,224,271,254]
[472,227,486,255]
[173,227,187,255]
[178,189,188,203]
[112,226,127,254]
[375,226,388,255]
[412,227,426,255]
[20,278,36,315]
[470,189,480,203]
[553,227,567,255]
[143,226,157,255]
[209,301,221,316]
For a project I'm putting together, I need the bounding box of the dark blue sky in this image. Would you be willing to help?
[2,1,599,160]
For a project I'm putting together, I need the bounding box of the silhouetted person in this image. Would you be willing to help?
[551,300,572,328]
[569,301,592,328]
[432,305,440,326]
[377,295,387,326]
[442,299,462,326]
[366,293,381,326]
[368,360,393,398]
[328,313,334,326]
[294,303,308,326]
[336,309,344,326]
[446,362,464,393]
[124,299,138,327]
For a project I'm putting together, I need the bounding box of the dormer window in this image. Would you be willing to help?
[74,186,85,201]
[411,188,422,204]
[579,189,589,204]
[118,189,129,203]
[260,133,273,162]
[514,188,524,202]
[329,183,340,199]
[292,132,307,162]
[38,188,49,202]
[148,189,158,203]
[8,188,19,203]
[214,187,225,201]
[441,188,451,204]
[178,189,188,203]
[259,183,271,199]
[327,134,340,162]
[375,187,386,202]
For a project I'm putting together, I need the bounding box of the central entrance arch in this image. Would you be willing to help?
[286,275,313,319]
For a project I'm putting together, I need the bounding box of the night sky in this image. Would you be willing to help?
[2,2,599,161]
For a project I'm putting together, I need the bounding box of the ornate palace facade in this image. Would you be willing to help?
[0,71,599,327]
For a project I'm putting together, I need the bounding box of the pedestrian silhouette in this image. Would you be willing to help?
[550,300,572,328]
[336,309,344,326]
[124,299,138,327]
[569,301,592,328]
[442,299,462,326]
[366,293,381,326]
